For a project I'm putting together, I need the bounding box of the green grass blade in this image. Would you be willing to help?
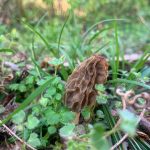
[102,105,123,150]
[128,139,141,150]
[134,138,150,150]
[128,138,143,150]
[24,22,49,48]
[128,49,150,80]
[109,46,116,83]
[82,19,129,39]
[60,49,75,71]
[128,136,149,150]
[120,47,125,71]
[114,22,120,80]
[82,27,112,47]
[0,48,15,53]
[0,78,53,125]
[108,79,150,90]
[31,58,49,76]
[30,13,48,79]
[89,27,111,44]
[94,42,110,54]
[58,13,70,52]
[22,21,57,56]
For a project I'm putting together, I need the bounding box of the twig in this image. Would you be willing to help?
[110,134,128,150]
[137,108,150,136]
[4,62,20,71]
[104,89,129,138]
[110,104,146,150]
[0,120,36,150]
[111,89,148,150]
[105,89,129,138]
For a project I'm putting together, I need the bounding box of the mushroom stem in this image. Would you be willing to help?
[73,112,80,124]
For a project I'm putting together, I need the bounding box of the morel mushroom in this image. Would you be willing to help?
[64,55,108,123]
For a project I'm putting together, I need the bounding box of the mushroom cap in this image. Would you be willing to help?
[64,55,108,112]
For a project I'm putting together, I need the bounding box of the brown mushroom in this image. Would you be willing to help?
[64,55,108,124]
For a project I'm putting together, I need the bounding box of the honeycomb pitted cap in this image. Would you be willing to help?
[64,55,108,112]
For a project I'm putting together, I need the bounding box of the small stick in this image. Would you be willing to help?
[4,61,20,71]
[110,134,128,150]
[73,112,80,124]
[110,107,146,150]
[0,120,36,150]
